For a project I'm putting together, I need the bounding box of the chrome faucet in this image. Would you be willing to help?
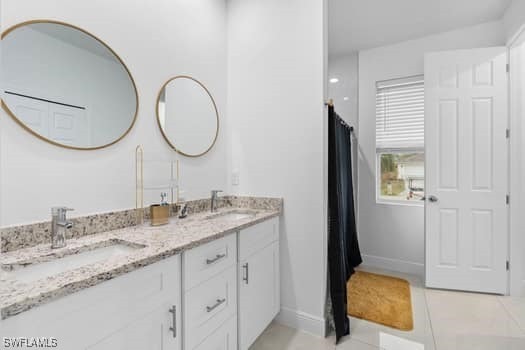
[51,207,74,249]
[210,190,223,212]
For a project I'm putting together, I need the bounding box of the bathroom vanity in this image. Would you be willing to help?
[0,16,283,350]
[0,200,281,350]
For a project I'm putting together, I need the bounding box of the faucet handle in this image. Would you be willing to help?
[51,207,75,215]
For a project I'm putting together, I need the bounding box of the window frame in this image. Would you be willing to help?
[375,75,425,206]
[375,149,425,207]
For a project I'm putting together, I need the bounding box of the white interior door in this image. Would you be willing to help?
[425,47,508,294]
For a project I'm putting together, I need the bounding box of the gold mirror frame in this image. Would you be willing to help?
[0,20,139,151]
[155,76,219,157]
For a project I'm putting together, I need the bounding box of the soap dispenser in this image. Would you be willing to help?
[150,192,170,226]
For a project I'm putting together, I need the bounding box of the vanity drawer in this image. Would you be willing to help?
[193,316,237,350]
[239,218,279,261]
[184,266,237,350]
[183,233,236,291]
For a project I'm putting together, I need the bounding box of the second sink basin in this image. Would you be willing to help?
[205,209,257,221]
[2,240,144,283]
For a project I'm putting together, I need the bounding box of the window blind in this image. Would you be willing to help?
[376,75,424,150]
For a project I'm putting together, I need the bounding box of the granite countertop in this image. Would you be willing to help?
[0,207,281,320]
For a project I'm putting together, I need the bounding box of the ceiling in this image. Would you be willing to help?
[31,23,118,62]
[329,0,511,56]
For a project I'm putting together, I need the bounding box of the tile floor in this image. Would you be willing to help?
[251,267,525,350]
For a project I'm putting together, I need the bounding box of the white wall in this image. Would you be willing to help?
[503,0,525,42]
[0,0,228,226]
[358,21,505,276]
[0,5,3,233]
[227,0,327,335]
[327,53,358,128]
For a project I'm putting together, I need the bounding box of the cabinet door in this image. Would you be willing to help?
[2,255,182,350]
[238,242,279,350]
[85,301,180,350]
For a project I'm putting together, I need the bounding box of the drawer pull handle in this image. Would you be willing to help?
[206,298,226,313]
[242,263,249,284]
[206,253,226,265]
[169,305,177,338]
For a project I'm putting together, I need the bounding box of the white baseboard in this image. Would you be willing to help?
[361,254,424,278]
[274,307,326,337]
[513,279,525,297]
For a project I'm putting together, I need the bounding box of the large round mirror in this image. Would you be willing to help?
[1,21,138,150]
[156,76,219,157]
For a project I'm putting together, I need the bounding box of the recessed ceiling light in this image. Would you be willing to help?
[329,78,339,84]
[343,97,349,101]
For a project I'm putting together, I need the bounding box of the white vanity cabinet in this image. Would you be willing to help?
[181,218,280,350]
[1,217,280,350]
[1,255,182,350]
[238,218,280,350]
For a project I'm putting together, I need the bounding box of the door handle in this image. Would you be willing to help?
[169,305,177,338]
[428,195,438,203]
[242,263,249,284]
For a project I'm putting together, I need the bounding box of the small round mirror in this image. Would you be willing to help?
[156,76,219,157]
[1,20,138,150]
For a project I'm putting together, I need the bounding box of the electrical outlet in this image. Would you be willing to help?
[232,170,240,186]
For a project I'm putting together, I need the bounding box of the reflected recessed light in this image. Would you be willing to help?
[343,97,349,101]
[329,78,339,84]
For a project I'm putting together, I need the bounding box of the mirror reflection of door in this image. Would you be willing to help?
[48,104,89,147]
[4,93,89,147]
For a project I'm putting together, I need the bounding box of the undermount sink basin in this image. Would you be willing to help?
[2,241,143,283]
[206,210,257,221]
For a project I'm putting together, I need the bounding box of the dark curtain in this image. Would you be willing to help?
[328,105,362,343]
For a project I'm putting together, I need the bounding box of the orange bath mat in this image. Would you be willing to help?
[347,271,414,331]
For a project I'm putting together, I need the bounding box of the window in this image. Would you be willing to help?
[376,76,424,203]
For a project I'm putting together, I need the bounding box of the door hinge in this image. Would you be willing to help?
[506,129,510,139]
[506,195,510,205]
[506,63,510,73]
[506,261,510,271]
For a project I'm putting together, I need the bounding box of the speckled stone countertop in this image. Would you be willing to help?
[0,206,281,320]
